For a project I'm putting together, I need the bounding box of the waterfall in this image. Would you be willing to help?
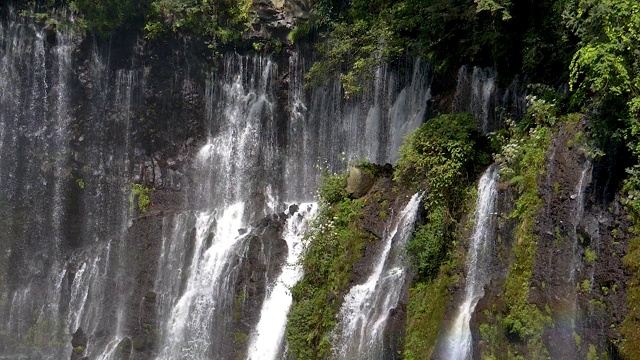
[285,56,431,200]
[154,54,276,359]
[0,10,432,358]
[330,193,422,359]
[445,164,499,360]
[0,12,135,359]
[157,205,247,359]
[150,53,431,359]
[452,66,496,133]
[247,203,318,360]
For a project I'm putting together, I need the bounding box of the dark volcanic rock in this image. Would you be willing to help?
[231,212,289,359]
[70,328,88,360]
[115,337,133,360]
[471,119,632,360]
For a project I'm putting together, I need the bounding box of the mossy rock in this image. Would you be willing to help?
[346,166,375,198]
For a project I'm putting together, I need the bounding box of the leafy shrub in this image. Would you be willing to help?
[585,247,597,263]
[394,113,488,281]
[145,0,252,49]
[404,273,455,359]
[130,183,151,213]
[395,113,487,210]
[407,207,452,280]
[354,159,381,177]
[318,172,348,204]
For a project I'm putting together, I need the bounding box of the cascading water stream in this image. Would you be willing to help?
[330,193,422,359]
[444,164,499,360]
[247,203,318,360]
[154,54,277,360]
[157,204,247,359]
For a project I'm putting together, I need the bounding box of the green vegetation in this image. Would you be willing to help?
[70,0,150,38]
[317,171,349,205]
[20,315,65,350]
[585,247,597,263]
[479,310,506,360]
[573,332,582,349]
[301,0,572,95]
[233,290,247,321]
[145,0,252,49]
[286,172,371,359]
[587,344,599,360]
[17,0,151,38]
[396,113,488,280]
[10,0,640,358]
[233,330,247,345]
[565,2,640,356]
[130,183,151,213]
[404,242,465,359]
[17,0,253,47]
[621,234,640,357]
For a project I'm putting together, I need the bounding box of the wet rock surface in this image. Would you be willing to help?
[231,213,289,359]
[345,166,416,359]
[471,120,632,360]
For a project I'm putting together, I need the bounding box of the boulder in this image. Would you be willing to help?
[346,166,375,198]
[71,328,87,349]
[70,328,87,360]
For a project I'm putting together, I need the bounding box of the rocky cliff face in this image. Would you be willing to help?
[464,119,632,360]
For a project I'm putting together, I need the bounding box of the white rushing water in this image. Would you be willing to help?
[157,204,247,359]
[247,203,319,360]
[285,55,431,200]
[331,194,422,359]
[445,165,499,360]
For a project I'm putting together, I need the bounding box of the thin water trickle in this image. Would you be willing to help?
[569,161,592,284]
[445,165,499,360]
